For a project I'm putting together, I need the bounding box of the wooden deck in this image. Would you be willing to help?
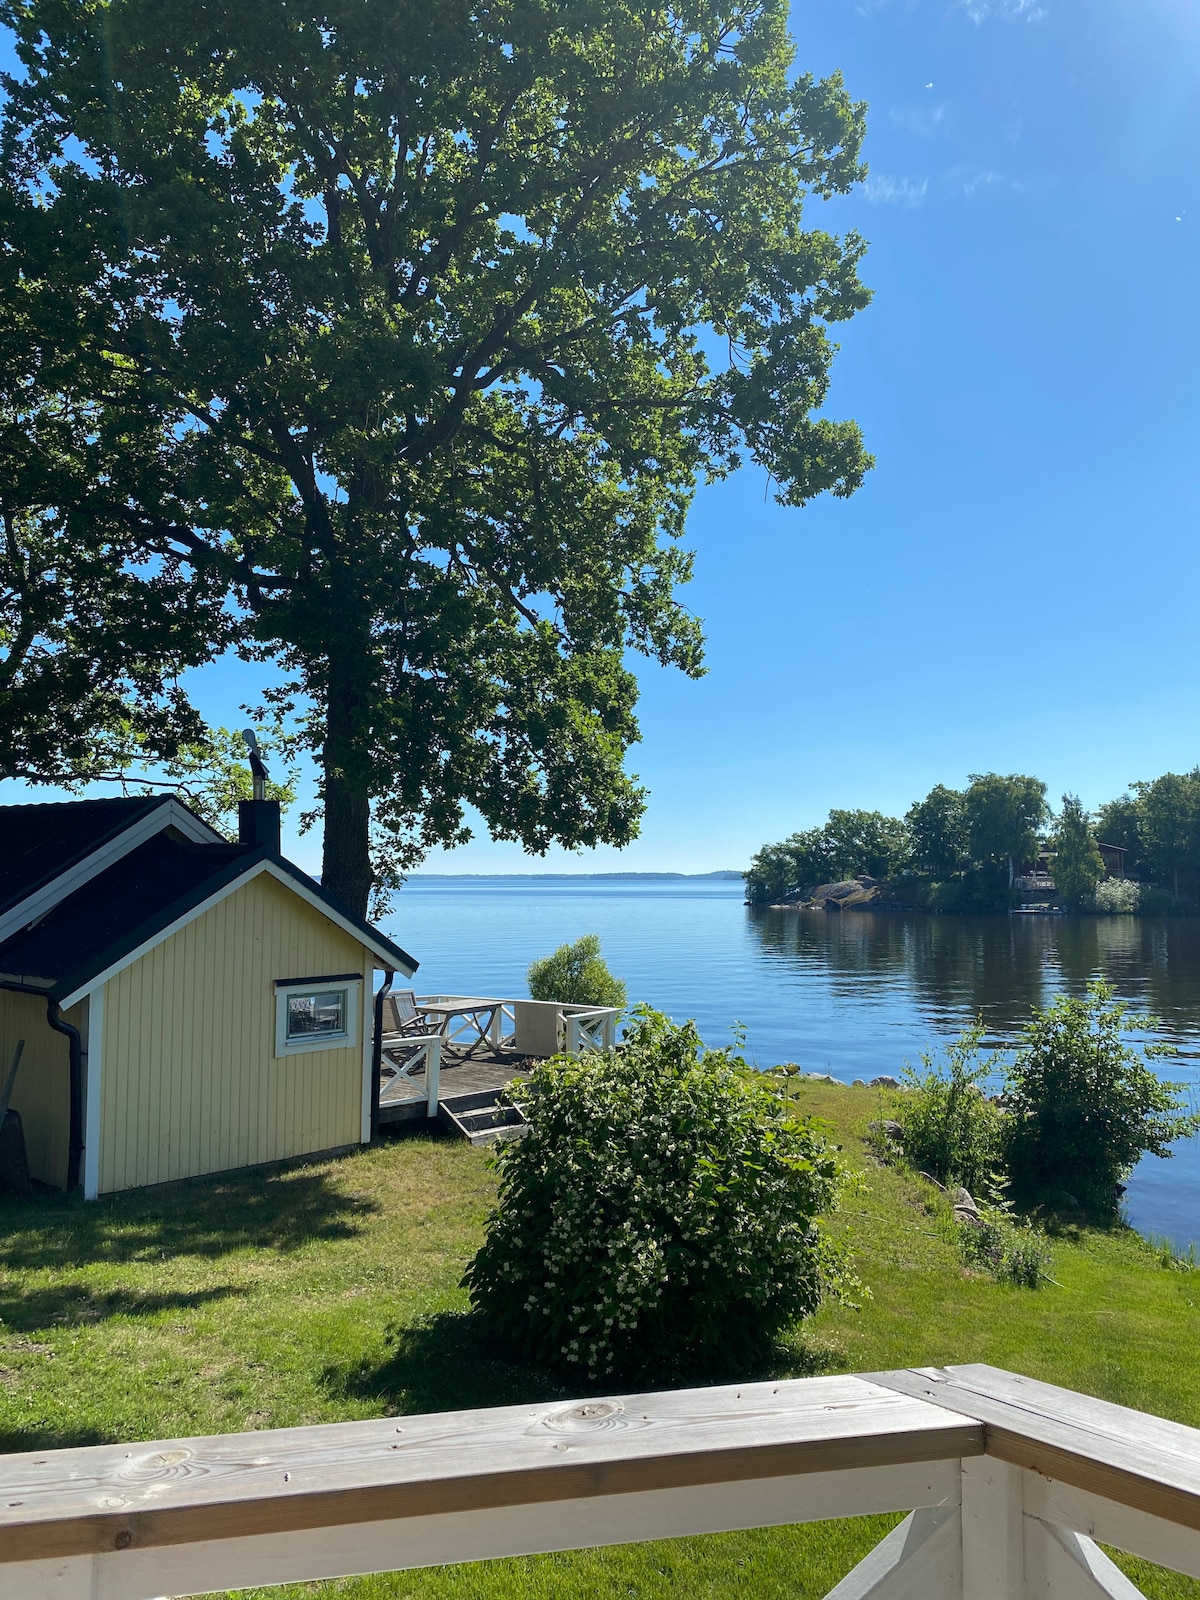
[377,1044,530,1125]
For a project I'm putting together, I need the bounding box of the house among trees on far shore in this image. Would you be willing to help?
[0,796,415,1197]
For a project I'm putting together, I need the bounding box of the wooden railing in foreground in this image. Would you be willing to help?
[4,1364,1199,1599]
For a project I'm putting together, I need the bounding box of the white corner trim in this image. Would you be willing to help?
[361,953,375,1145]
[0,797,224,946]
[58,859,414,1010]
[274,978,361,1059]
[82,985,103,1201]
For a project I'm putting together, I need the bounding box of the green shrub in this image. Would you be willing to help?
[463,1009,852,1383]
[1004,983,1200,1213]
[926,880,964,913]
[1093,877,1140,914]
[896,1025,1005,1197]
[1138,884,1174,916]
[958,1208,1050,1288]
[527,934,627,1009]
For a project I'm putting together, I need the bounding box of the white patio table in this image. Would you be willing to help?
[413,995,512,1057]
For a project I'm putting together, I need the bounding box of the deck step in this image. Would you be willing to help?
[437,1095,529,1146]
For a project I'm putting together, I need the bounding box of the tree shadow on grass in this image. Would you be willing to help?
[0,1280,244,1334]
[0,1419,113,1453]
[325,1311,843,1420]
[0,1162,377,1272]
[324,1310,572,1416]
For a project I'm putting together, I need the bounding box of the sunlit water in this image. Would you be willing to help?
[383,878,1200,1254]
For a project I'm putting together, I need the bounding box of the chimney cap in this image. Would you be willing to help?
[241,728,269,800]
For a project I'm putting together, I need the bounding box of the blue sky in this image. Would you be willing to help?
[431,0,1200,872]
[5,0,1199,875]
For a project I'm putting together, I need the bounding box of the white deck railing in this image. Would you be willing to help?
[4,1363,1197,1599]
[412,996,621,1058]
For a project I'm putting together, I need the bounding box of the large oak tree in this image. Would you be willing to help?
[1,0,872,915]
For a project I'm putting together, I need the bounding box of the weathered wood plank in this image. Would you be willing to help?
[8,1459,965,1600]
[0,1375,981,1564]
[866,1366,1200,1535]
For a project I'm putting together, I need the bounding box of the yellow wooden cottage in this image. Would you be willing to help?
[0,796,416,1197]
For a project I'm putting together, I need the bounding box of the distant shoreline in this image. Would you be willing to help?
[406,870,744,881]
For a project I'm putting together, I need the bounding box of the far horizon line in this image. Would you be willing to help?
[405,869,746,880]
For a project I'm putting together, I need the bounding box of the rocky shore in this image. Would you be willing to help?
[767,874,917,912]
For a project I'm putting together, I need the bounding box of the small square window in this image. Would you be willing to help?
[275,977,361,1057]
[286,990,347,1041]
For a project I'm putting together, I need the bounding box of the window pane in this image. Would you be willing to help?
[287,990,347,1039]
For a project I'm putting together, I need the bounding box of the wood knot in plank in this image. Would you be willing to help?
[117,1448,193,1483]
[541,1400,627,1434]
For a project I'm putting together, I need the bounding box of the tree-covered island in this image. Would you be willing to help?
[746,768,1200,913]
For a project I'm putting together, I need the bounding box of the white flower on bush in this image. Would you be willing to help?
[1093,878,1141,914]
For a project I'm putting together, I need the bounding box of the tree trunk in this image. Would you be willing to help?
[321,649,373,920]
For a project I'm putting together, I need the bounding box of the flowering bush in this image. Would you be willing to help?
[1093,878,1141,914]
[463,1008,852,1383]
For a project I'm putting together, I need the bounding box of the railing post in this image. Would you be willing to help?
[425,1035,441,1118]
[961,1457,1024,1598]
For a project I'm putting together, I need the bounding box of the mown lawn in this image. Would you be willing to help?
[0,1083,1196,1597]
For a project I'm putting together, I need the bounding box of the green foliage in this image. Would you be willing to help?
[745,809,908,901]
[957,1207,1051,1289]
[0,505,224,784]
[821,809,910,880]
[1050,793,1104,909]
[926,879,965,913]
[526,935,626,1010]
[744,831,823,903]
[1096,793,1144,877]
[1139,884,1175,915]
[963,772,1048,880]
[1094,877,1141,914]
[1,0,873,915]
[1132,770,1200,902]
[905,785,967,879]
[155,726,298,834]
[463,1009,851,1382]
[1004,983,1200,1213]
[896,1025,1005,1196]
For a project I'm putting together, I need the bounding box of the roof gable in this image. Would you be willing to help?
[0,797,164,914]
[0,795,224,944]
[0,833,417,1003]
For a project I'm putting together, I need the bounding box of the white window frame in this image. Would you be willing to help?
[275,978,362,1058]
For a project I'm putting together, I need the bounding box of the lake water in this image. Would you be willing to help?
[383,877,1200,1254]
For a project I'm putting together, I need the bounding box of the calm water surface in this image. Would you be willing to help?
[384,878,1200,1253]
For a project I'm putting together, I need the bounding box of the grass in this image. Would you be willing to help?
[0,1087,1197,1596]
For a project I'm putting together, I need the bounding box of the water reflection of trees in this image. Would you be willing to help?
[746,909,1200,1048]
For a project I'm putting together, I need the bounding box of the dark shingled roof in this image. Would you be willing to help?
[0,832,417,1000]
[0,796,174,919]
